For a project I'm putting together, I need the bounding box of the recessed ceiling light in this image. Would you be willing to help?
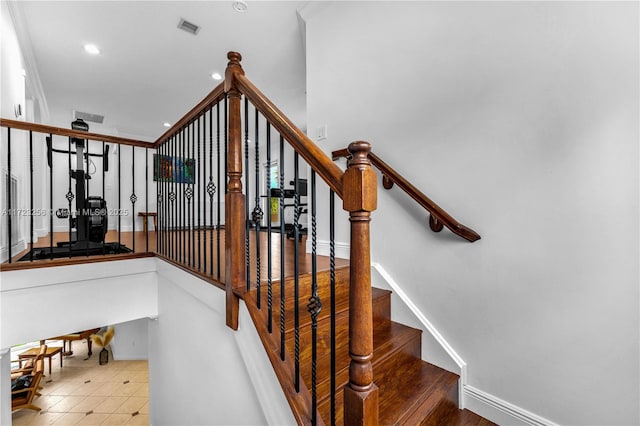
[84,44,100,55]
[163,122,171,128]
[232,1,248,13]
[211,72,222,81]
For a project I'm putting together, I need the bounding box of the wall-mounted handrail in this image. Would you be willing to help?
[232,72,344,199]
[333,148,481,242]
[0,118,151,148]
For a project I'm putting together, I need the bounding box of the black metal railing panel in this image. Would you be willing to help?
[237,96,339,426]
[0,123,155,265]
[155,96,226,283]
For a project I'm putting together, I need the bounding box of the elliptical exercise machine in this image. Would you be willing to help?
[21,119,131,260]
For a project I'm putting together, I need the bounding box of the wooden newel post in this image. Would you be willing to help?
[343,141,379,426]
[225,51,246,330]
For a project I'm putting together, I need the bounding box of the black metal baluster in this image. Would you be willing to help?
[102,141,106,254]
[171,135,177,261]
[329,190,336,426]
[145,147,149,253]
[84,139,90,258]
[217,101,222,279]
[244,96,250,291]
[6,127,12,263]
[118,144,122,247]
[198,113,203,271]
[67,135,73,257]
[131,146,137,253]
[188,123,193,266]
[29,131,34,262]
[266,122,273,333]
[181,127,186,264]
[253,107,263,309]
[294,152,300,392]
[191,120,196,267]
[279,134,286,361]
[208,106,215,276]
[307,170,321,425]
[224,94,228,196]
[49,134,53,259]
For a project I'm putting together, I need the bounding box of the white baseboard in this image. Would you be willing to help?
[0,239,25,262]
[371,262,558,426]
[464,385,559,426]
[306,239,350,259]
[370,262,467,405]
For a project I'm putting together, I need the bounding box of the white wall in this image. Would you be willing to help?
[1,0,28,261]
[1,258,280,425]
[111,318,149,361]
[0,258,158,423]
[150,260,267,425]
[303,2,639,425]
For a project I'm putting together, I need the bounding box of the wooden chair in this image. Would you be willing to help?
[11,344,47,380]
[11,370,43,412]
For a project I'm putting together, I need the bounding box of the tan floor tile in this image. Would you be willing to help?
[126,413,149,425]
[48,396,86,413]
[114,397,147,414]
[37,394,65,410]
[70,396,108,413]
[12,339,148,426]
[75,412,111,425]
[111,382,144,397]
[100,413,133,425]
[92,396,129,413]
[53,382,86,396]
[129,371,148,383]
[91,382,119,396]
[133,385,148,398]
[53,411,86,425]
[10,409,42,426]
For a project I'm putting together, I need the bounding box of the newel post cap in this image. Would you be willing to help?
[343,141,377,213]
[225,51,244,92]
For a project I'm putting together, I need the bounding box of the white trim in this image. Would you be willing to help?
[235,302,297,426]
[371,262,560,426]
[6,1,50,122]
[307,239,350,259]
[464,385,560,426]
[370,262,467,406]
[0,238,26,263]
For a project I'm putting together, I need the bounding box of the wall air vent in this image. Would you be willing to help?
[74,110,104,124]
[178,18,200,35]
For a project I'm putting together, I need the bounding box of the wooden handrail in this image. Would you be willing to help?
[153,82,225,147]
[333,148,481,242]
[0,118,151,148]
[232,72,344,199]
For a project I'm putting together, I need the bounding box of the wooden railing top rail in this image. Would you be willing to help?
[333,148,481,242]
[0,118,152,148]
[232,72,344,199]
[153,82,225,147]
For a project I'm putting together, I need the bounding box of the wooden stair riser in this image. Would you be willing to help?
[244,263,494,426]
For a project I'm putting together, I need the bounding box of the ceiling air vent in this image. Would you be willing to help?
[178,18,200,35]
[74,110,104,124]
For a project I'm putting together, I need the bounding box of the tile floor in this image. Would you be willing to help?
[11,340,148,425]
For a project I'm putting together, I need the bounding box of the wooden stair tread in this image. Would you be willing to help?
[420,408,498,426]
[243,263,496,426]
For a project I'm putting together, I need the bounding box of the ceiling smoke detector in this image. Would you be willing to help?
[232,1,248,13]
[177,18,200,35]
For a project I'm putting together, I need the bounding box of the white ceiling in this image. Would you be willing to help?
[13,1,307,142]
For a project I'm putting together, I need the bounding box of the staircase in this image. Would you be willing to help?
[244,265,496,425]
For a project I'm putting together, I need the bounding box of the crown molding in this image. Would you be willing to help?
[6,1,50,123]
